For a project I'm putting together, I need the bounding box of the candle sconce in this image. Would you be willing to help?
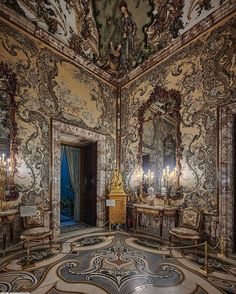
[136,166,144,198]
[0,153,12,211]
[162,166,177,205]
[144,169,154,187]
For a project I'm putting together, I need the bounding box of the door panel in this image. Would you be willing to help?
[80,142,97,226]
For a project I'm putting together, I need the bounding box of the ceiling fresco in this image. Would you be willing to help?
[1,0,229,77]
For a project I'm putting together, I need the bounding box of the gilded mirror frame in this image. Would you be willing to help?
[137,85,182,196]
[0,62,18,201]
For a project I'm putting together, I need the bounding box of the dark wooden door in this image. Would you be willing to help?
[80,142,97,226]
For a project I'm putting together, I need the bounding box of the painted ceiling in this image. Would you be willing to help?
[2,0,228,77]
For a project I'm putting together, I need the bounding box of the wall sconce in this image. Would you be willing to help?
[162,166,177,205]
[135,166,144,196]
[144,169,154,186]
[0,153,11,211]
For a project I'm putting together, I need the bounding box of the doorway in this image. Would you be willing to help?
[60,142,97,229]
[51,120,106,238]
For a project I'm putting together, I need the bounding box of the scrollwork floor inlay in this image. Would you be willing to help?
[0,232,234,293]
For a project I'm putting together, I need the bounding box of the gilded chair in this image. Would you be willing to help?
[20,208,52,253]
[169,207,203,246]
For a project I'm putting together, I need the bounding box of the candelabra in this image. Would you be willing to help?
[0,153,11,211]
[144,169,154,187]
[162,166,177,205]
[136,166,144,197]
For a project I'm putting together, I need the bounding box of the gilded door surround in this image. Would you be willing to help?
[51,120,106,238]
[218,102,236,252]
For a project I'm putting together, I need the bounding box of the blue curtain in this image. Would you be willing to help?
[61,145,80,221]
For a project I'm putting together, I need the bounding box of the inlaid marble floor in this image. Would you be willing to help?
[0,230,236,293]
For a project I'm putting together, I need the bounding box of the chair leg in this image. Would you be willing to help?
[49,237,53,249]
[169,234,172,246]
[194,240,198,255]
[22,240,25,250]
[26,238,30,257]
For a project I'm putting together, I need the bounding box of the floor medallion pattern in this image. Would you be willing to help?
[0,230,235,293]
[58,234,182,294]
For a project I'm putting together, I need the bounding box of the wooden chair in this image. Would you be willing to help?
[169,207,203,247]
[20,208,52,253]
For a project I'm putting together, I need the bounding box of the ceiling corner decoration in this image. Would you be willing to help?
[1,0,231,78]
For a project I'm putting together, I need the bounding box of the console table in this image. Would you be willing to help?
[0,209,19,251]
[133,204,179,238]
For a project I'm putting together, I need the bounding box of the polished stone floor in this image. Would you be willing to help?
[0,228,236,293]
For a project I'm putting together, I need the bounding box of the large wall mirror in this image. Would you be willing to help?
[0,62,18,201]
[137,85,182,199]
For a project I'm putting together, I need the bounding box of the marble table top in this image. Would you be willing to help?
[0,208,18,216]
[133,203,179,210]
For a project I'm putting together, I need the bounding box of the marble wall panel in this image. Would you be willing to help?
[121,15,236,249]
[0,20,116,233]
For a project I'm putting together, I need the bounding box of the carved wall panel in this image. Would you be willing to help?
[0,20,116,219]
[121,16,236,246]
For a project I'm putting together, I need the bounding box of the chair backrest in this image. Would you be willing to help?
[179,208,203,231]
[23,209,44,228]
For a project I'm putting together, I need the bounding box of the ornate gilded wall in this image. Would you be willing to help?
[121,15,236,218]
[0,19,116,210]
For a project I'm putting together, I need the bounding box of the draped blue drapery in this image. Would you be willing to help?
[61,145,80,221]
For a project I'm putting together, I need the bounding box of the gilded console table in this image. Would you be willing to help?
[0,209,18,251]
[133,204,179,238]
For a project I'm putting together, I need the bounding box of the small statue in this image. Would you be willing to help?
[161,186,167,196]
[145,187,156,206]
[110,169,125,195]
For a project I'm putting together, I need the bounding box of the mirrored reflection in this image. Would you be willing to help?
[0,90,11,159]
[0,62,18,203]
[142,107,177,194]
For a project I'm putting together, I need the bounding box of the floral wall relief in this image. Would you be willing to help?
[121,16,236,216]
[0,20,116,209]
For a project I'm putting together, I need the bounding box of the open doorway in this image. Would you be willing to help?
[51,120,106,238]
[60,142,97,229]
